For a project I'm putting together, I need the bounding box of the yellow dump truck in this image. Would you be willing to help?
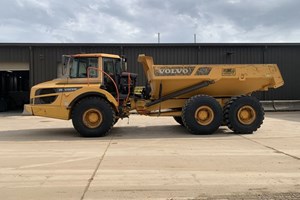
[24,53,284,137]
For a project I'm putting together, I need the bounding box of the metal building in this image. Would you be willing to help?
[0,43,300,111]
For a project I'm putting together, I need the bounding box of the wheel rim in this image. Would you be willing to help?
[83,109,103,128]
[194,106,214,125]
[237,105,256,125]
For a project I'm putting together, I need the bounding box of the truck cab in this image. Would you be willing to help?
[64,53,126,91]
[25,53,137,121]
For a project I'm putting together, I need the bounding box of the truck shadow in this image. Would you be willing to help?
[111,125,236,140]
[0,125,239,142]
[265,112,300,123]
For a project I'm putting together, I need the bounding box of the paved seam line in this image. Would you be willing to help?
[239,135,300,161]
[80,135,114,200]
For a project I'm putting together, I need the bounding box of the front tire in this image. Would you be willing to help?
[182,95,222,135]
[72,97,115,137]
[223,96,264,134]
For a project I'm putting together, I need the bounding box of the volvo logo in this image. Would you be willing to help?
[154,66,195,76]
[159,68,190,74]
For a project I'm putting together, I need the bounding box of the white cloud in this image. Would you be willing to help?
[0,0,299,43]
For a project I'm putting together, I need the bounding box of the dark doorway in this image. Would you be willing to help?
[0,71,29,112]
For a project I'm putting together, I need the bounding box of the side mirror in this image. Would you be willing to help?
[62,55,71,76]
[62,55,66,65]
[124,62,128,72]
[121,57,128,72]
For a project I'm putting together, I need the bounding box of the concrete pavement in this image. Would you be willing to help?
[0,111,299,200]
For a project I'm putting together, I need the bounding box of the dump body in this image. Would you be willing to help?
[138,55,284,99]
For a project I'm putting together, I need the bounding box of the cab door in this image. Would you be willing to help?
[62,57,100,105]
[102,57,121,95]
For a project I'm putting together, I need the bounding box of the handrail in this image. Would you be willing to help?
[123,72,131,107]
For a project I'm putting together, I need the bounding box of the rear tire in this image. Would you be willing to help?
[182,95,222,135]
[173,116,184,126]
[223,96,264,134]
[72,97,115,137]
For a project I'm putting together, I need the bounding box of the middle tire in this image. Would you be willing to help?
[182,95,222,135]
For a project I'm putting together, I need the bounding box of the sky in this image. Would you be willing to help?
[0,0,300,43]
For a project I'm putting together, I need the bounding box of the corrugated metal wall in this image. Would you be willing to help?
[263,46,300,100]
[0,43,299,100]
[0,46,29,62]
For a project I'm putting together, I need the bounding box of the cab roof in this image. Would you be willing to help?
[72,53,121,59]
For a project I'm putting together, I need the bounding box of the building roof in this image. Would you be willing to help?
[1,43,300,47]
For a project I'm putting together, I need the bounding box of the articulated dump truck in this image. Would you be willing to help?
[24,53,284,137]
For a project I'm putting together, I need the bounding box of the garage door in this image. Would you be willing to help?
[0,62,30,112]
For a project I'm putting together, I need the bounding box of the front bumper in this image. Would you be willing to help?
[23,104,33,116]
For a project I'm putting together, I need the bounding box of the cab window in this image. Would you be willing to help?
[70,57,98,78]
